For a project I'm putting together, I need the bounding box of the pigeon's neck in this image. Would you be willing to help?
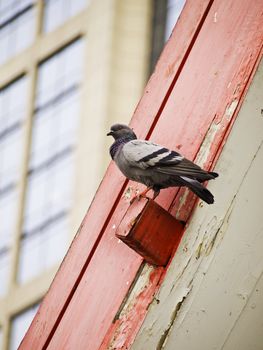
[110,135,136,159]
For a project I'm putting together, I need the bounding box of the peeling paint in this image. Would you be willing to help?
[105,265,163,350]
[225,99,239,120]
[195,242,203,260]
[156,287,191,350]
[123,187,139,201]
[195,121,221,168]
[213,12,218,23]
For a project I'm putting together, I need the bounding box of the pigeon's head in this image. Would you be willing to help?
[107,124,137,140]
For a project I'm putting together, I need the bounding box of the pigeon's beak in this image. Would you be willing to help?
[107,131,113,136]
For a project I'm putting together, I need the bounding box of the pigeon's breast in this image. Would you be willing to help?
[114,147,151,185]
[110,141,122,159]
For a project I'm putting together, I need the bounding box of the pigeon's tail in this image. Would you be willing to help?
[208,171,219,178]
[180,176,215,204]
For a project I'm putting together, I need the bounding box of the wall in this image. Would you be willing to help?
[132,58,263,350]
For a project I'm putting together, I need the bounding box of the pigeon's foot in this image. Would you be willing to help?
[130,187,152,204]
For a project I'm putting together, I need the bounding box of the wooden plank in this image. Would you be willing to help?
[163,83,263,350]
[99,3,263,348]
[45,1,263,349]
[132,55,263,350]
[19,1,213,349]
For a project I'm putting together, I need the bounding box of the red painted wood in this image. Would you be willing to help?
[20,1,212,349]
[100,2,263,347]
[20,0,263,349]
[99,267,164,350]
[116,199,184,266]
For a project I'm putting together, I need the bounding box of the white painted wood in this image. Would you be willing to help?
[222,273,263,350]
[131,59,263,350]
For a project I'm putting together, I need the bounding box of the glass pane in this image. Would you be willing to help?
[0,190,18,250]
[0,0,33,25]
[36,54,60,107]
[18,215,69,283]
[0,6,35,66]
[15,7,36,54]
[0,26,9,65]
[31,90,79,170]
[43,0,88,33]
[165,0,186,40]
[0,129,24,187]
[0,76,28,133]
[9,303,39,350]
[36,39,84,108]
[0,251,10,296]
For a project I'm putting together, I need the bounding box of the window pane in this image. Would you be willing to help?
[23,154,74,235]
[36,40,84,108]
[0,190,19,250]
[0,4,36,66]
[31,90,80,169]
[0,0,33,25]
[43,0,88,33]
[9,303,39,350]
[18,39,84,283]
[0,250,10,296]
[0,191,18,296]
[18,216,69,283]
[0,77,28,134]
[0,129,24,187]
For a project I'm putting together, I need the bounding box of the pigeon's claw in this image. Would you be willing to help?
[130,187,152,204]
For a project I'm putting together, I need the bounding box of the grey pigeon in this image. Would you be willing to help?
[107,124,218,204]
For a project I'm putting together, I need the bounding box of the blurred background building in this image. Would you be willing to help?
[0,0,185,348]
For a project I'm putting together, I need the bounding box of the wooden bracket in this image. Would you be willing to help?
[116,198,184,266]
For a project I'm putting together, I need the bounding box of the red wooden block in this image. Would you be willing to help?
[116,199,184,266]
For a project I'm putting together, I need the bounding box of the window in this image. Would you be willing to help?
[18,39,84,283]
[9,303,39,350]
[0,77,28,296]
[0,0,36,65]
[43,0,88,33]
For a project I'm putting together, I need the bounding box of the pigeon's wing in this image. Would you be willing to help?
[155,157,213,179]
[122,140,216,180]
[121,140,183,169]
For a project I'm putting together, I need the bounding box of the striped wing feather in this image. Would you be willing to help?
[122,140,214,180]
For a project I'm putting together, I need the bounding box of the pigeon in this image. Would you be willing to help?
[107,123,218,204]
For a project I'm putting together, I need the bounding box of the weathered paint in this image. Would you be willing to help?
[20,0,263,349]
[131,57,263,350]
[99,264,163,350]
[163,60,263,350]
[116,199,184,266]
